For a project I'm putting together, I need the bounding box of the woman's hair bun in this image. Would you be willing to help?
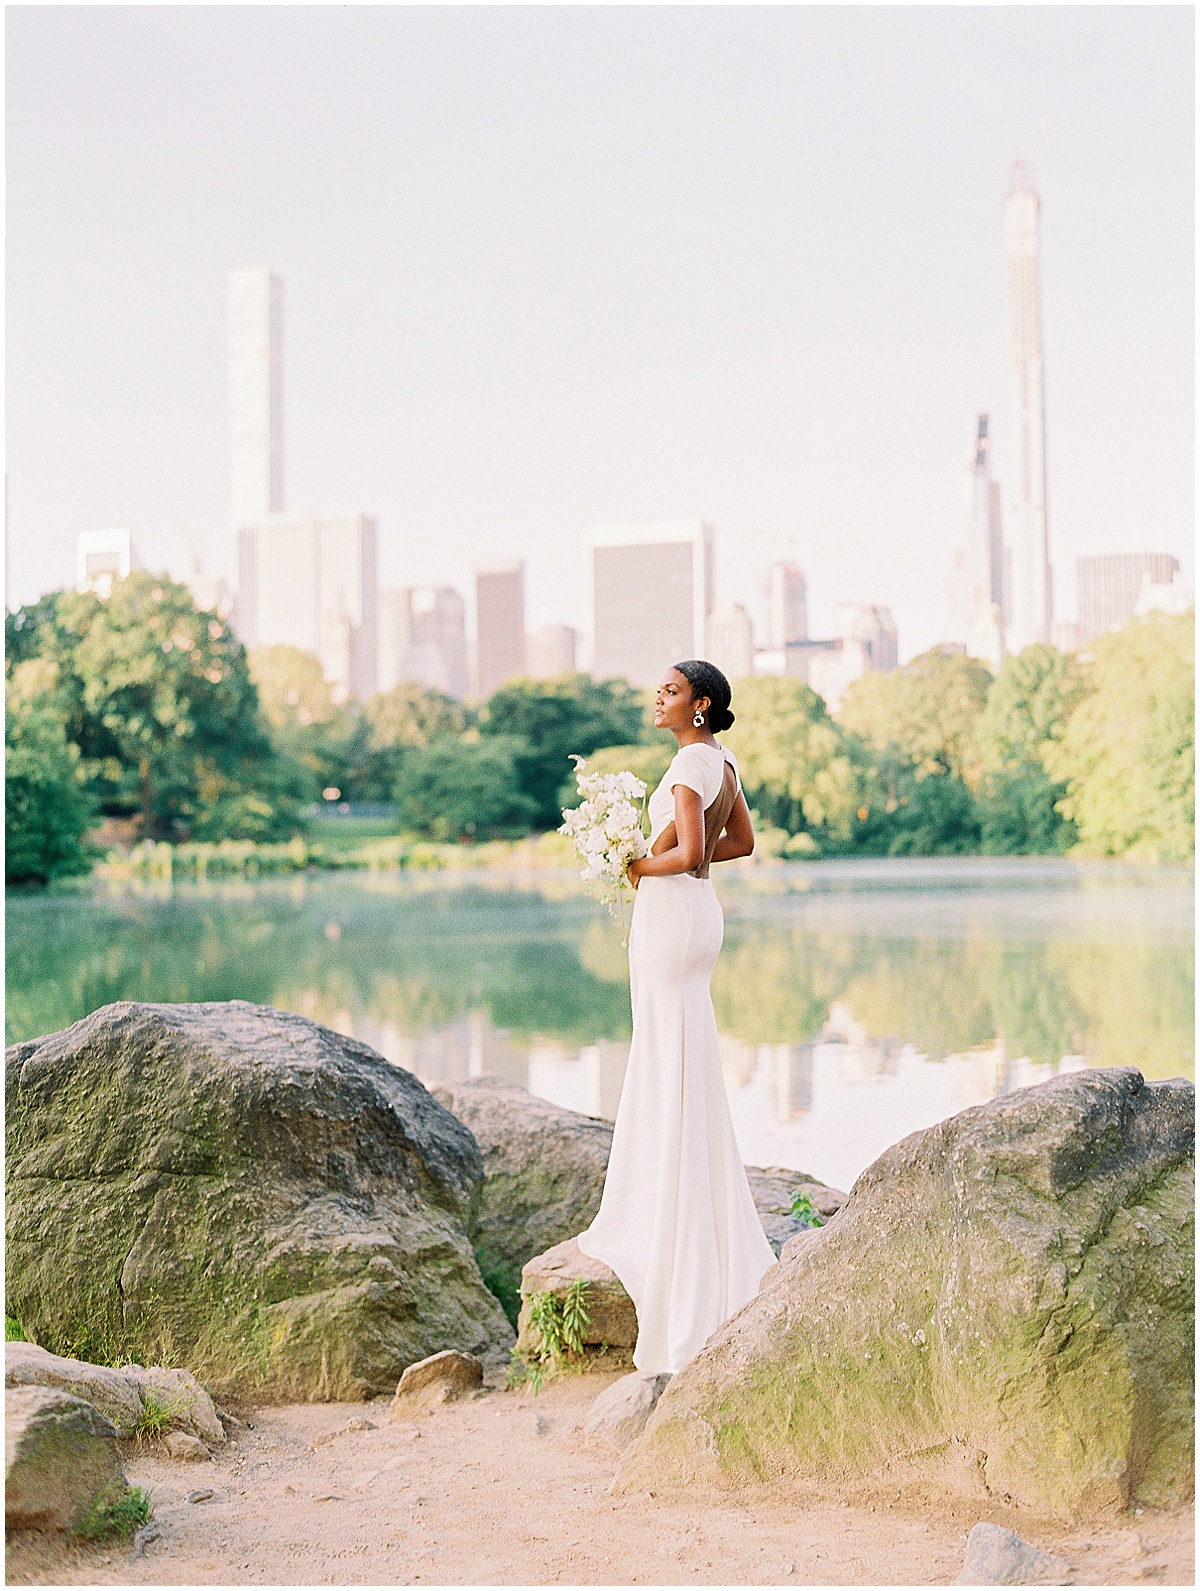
[673,659,735,735]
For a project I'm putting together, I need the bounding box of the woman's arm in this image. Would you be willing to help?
[627,784,704,886]
[710,790,755,863]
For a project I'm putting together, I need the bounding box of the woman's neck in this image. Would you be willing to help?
[673,726,718,749]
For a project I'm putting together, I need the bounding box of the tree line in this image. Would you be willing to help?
[5,571,1193,883]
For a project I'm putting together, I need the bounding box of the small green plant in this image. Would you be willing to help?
[5,1315,27,1341]
[132,1388,186,1442]
[74,1484,151,1543]
[517,1278,592,1392]
[789,1191,825,1228]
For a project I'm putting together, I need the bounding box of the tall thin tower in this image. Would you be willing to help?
[229,268,283,529]
[954,414,1007,670]
[1004,160,1051,649]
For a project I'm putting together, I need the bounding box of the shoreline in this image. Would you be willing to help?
[22,844,1197,895]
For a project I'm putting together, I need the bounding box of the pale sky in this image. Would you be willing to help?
[6,5,1194,660]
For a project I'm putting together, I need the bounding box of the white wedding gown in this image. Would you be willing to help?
[577,741,777,1375]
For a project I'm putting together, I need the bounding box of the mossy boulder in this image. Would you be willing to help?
[432,1076,614,1314]
[615,1067,1194,1522]
[5,1385,127,1533]
[5,1001,513,1402]
[5,1342,224,1443]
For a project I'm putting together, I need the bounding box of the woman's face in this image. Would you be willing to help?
[654,668,708,732]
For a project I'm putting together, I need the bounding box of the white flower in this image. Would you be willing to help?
[559,757,648,910]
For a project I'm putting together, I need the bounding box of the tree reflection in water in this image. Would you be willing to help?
[7,866,1192,1099]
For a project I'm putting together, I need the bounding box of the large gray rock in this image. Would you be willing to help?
[5,1342,223,1444]
[616,1068,1194,1522]
[432,1076,614,1309]
[5,1385,127,1533]
[5,1343,142,1435]
[6,1001,513,1403]
[953,1522,1072,1585]
[584,1372,672,1452]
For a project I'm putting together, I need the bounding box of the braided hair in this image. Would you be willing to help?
[673,659,735,733]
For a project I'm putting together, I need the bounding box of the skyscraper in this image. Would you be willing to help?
[237,512,377,702]
[766,562,808,648]
[525,624,579,679]
[948,414,1007,670]
[229,268,283,530]
[707,603,755,682]
[378,586,469,698]
[1077,553,1182,641]
[1005,161,1051,649]
[835,603,899,673]
[76,528,136,598]
[475,564,526,697]
[591,520,714,687]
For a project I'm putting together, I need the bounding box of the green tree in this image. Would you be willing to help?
[836,650,993,856]
[360,683,469,802]
[1045,611,1194,861]
[870,760,982,856]
[5,667,96,884]
[394,736,538,841]
[721,676,865,842]
[8,576,305,840]
[979,772,1070,856]
[479,674,648,829]
[839,649,994,788]
[247,645,371,803]
[976,644,1086,855]
[6,591,110,786]
[978,644,1084,771]
[249,645,339,729]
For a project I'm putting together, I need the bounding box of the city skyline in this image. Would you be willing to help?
[6,8,1193,656]
[56,241,1195,704]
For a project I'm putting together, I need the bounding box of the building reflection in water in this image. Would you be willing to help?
[295,988,1100,1195]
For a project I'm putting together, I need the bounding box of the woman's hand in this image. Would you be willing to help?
[626,855,644,890]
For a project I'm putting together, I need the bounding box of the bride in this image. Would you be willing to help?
[577,659,777,1375]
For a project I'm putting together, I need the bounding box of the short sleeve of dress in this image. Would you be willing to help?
[667,745,710,800]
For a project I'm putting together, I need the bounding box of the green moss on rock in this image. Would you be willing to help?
[6,1001,513,1402]
[615,1067,1193,1521]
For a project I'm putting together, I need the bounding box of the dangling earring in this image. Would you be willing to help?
[693,709,705,728]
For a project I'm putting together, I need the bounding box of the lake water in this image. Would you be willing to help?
[7,859,1193,1195]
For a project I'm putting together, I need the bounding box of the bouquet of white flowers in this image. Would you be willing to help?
[559,756,648,914]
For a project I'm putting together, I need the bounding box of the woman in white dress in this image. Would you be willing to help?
[577,660,777,1375]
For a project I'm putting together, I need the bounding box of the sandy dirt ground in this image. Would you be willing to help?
[6,1370,1194,1588]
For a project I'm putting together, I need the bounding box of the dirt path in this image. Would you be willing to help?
[7,1371,1193,1586]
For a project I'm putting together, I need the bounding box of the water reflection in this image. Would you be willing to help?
[6,861,1192,1191]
